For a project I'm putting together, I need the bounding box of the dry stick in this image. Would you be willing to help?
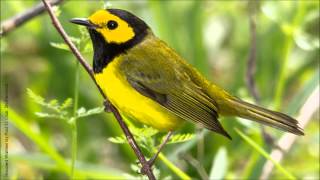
[260,86,319,179]
[41,0,156,179]
[0,0,64,37]
[246,2,315,179]
[246,1,276,146]
[246,1,260,103]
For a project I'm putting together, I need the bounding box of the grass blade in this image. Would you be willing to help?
[234,128,296,180]
[209,147,228,179]
[1,102,71,176]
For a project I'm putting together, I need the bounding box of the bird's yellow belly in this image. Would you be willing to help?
[94,59,183,131]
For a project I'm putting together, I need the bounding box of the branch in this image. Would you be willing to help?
[41,0,155,179]
[246,0,260,103]
[246,2,315,178]
[0,0,64,37]
[260,86,319,179]
[246,0,277,147]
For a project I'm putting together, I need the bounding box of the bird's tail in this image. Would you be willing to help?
[228,98,304,135]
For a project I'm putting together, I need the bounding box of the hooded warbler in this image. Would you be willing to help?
[70,9,304,139]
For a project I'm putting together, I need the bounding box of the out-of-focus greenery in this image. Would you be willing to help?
[1,0,319,179]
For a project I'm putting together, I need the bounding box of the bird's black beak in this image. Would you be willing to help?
[70,18,96,29]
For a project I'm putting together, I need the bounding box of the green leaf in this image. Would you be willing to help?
[130,163,140,173]
[77,107,86,116]
[126,125,158,137]
[52,5,61,17]
[48,99,59,107]
[209,147,228,179]
[261,1,294,24]
[79,26,88,36]
[76,107,104,118]
[1,38,7,53]
[294,9,320,50]
[83,42,93,53]
[234,128,296,180]
[27,88,68,115]
[108,136,126,144]
[165,133,194,144]
[132,126,158,137]
[85,107,104,116]
[61,98,73,110]
[10,153,126,179]
[50,42,70,51]
[27,88,45,106]
[157,153,191,180]
[1,102,71,176]
[35,112,60,119]
[69,36,81,46]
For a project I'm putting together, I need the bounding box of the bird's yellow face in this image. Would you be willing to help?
[88,10,135,44]
[70,9,149,73]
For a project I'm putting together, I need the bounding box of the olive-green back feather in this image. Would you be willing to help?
[120,34,231,139]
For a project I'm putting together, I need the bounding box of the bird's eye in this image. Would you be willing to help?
[107,20,118,30]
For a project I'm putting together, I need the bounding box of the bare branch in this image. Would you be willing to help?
[246,2,314,178]
[260,86,319,180]
[41,0,155,179]
[246,0,277,147]
[246,0,260,103]
[1,0,64,37]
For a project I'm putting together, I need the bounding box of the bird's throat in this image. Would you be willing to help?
[89,29,117,73]
[88,28,148,73]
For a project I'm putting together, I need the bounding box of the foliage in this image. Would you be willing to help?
[27,88,103,122]
[1,0,319,180]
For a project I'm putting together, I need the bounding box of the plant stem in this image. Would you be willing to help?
[73,61,79,116]
[71,61,80,178]
[260,85,319,179]
[246,0,260,103]
[235,128,296,180]
[41,0,158,178]
[157,152,191,180]
[70,121,77,178]
[0,0,64,36]
[274,38,294,110]
[196,128,204,163]
[274,2,306,110]
[188,1,209,77]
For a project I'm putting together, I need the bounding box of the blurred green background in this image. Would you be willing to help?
[1,0,319,179]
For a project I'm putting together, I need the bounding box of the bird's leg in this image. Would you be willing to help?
[140,131,173,174]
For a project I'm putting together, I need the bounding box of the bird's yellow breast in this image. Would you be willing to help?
[94,57,183,131]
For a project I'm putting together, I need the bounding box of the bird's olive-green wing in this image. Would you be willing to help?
[120,47,231,139]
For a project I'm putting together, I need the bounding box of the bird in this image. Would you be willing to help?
[70,8,303,165]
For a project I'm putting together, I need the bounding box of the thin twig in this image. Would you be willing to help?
[246,1,260,103]
[1,0,64,37]
[147,131,173,168]
[260,86,319,179]
[246,2,315,179]
[246,0,276,147]
[41,0,155,179]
